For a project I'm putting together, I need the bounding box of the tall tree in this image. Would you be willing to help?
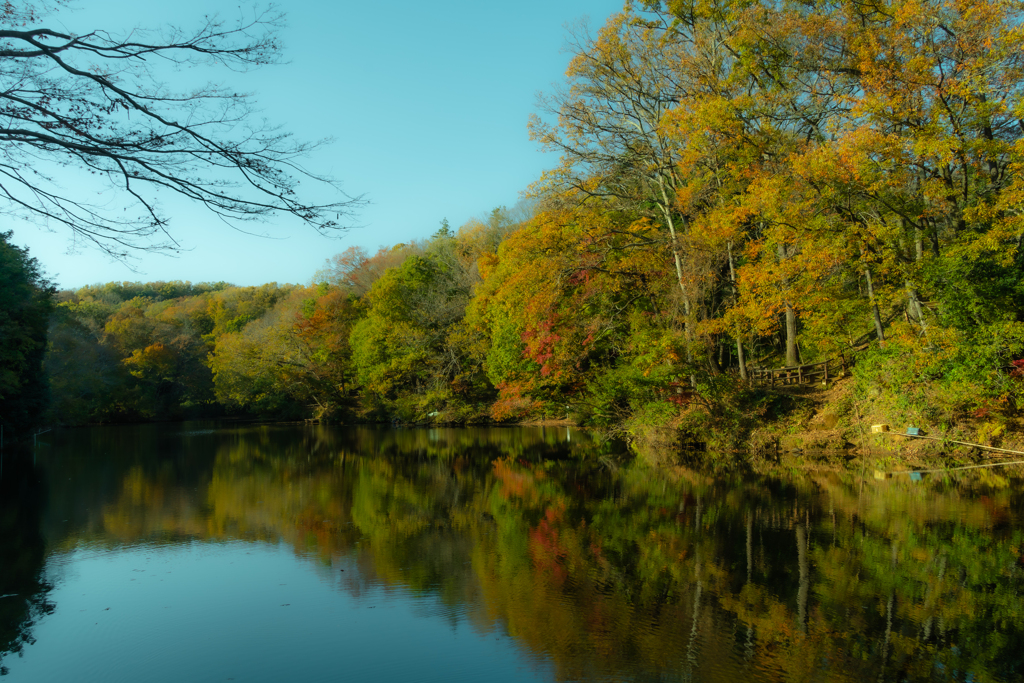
[529,11,692,301]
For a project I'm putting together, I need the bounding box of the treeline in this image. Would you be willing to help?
[39,207,526,426]
[6,0,1024,446]
[47,279,291,423]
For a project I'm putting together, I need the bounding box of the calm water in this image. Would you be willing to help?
[1,423,1022,682]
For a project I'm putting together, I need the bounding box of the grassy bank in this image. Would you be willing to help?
[624,334,1024,467]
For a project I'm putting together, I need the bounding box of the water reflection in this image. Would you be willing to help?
[3,424,1024,682]
[0,451,52,677]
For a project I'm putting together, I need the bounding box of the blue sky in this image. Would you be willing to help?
[11,0,624,289]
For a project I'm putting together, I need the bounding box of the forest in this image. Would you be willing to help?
[3,0,1024,456]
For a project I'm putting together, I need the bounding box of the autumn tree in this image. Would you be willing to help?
[814,0,1024,335]
[455,202,537,257]
[0,1,362,257]
[530,11,693,302]
[463,197,692,433]
[312,243,425,297]
[210,284,359,420]
[530,3,777,373]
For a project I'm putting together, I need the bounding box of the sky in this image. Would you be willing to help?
[9,0,625,290]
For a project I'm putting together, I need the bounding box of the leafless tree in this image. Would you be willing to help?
[0,1,363,259]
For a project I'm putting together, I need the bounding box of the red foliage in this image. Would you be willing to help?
[566,268,595,287]
[490,382,543,420]
[1011,359,1024,379]
[521,318,563,377]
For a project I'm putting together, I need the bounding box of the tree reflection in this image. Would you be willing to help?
[0,453,52,677]
[36,425,1024,682]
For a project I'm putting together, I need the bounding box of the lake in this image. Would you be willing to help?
[1,423,1022,682]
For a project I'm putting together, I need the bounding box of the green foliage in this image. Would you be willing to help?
[348,226,500,423]
[853,321,1024,426]
[210,286,358,421]
[0,232,53,436]
[581,361,676,430]
[44,282,298,424]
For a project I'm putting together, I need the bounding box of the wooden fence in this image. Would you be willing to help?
[748,359,837,388]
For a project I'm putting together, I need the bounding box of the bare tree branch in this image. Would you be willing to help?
[0,1,364,259]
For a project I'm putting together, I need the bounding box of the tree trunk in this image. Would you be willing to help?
[658,180,687,298]
[864,266,885,343]
[785,303,799,366]
[709,339,722,375]
[728,242,748,380]
[778,243,798,366]
[905,281,928,335]
[736,338,748,381]
[657,182,696,386]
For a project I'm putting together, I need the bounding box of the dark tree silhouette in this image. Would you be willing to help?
[0,231,53,437]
